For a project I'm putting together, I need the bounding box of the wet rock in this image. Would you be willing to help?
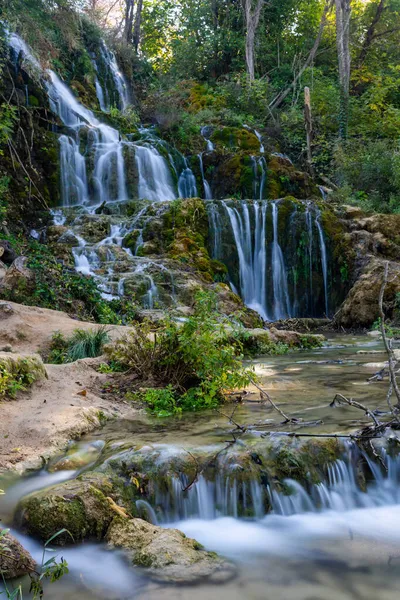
[49,441,105,472]
[1,256,35,292]
[336,258,400,328]
[0,531,36,579]
[0,240,17,265]
[17,473,115,544]
[57,230,80,245]
[106,517,234,583]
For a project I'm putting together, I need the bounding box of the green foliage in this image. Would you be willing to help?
[0,356,45,399]
[48,327,110,364]
[107,291,254,416]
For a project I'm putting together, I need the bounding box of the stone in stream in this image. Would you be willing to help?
[106,517,235,583]
[0,530,36,579]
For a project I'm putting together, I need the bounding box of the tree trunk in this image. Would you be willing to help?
[356,0,386,67]
[269,0,332,111]
[133,0,143,52]
[123,0,135,44]
[335,0,351,138]
[242,0,264,81]
[304,86,314,175]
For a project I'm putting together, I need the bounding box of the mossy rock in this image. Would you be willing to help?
[211,127,260,153]
[106,516,233,583]
[17,473,116,544]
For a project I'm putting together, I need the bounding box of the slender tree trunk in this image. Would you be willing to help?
[269,0,332,111]
[335,0,351,138]
[357,0,386,67]
[133,0,143,52]
[304,86,314,175]
[242,0,264,81]
[123,0,135,44]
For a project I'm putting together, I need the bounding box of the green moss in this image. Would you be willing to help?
[211,127,260,153]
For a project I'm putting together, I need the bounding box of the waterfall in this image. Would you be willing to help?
[315,208,329,316]
[209,199,331,321]
[254,129,264,153]
[251,156,267,201]
[271,202,291,319]
[178,158,198,198]
[46,70,128,206]
[96,40,130,112]
[135,445,400,522]
[135,144,177,201]
[198,153,212,200]
[222,200,269,320]
[201,125,214,151]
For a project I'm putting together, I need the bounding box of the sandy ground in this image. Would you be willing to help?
[0,301,137,472]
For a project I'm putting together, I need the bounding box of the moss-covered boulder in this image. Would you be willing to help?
[336,258,400,328]
[0,531,36,579]
[17,473,116,544]
[106,517,233,583]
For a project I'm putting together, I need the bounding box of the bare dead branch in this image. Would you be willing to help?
[330,393,381,427]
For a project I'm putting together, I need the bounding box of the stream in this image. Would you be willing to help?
[1,334,400,600]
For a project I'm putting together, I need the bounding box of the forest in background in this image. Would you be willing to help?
[1,0,400,213]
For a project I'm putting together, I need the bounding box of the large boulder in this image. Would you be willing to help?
[106,517,233,583]
[17,473,116,544]
[336,258,400,328]
[0,530,36,579]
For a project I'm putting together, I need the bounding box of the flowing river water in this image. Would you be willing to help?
[1,335,400,600]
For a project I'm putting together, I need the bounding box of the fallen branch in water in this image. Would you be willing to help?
[248,377,298,423]
[330,393,381,427]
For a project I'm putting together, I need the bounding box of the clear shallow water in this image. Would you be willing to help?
[2,334,400,600]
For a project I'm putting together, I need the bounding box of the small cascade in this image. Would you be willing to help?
[254,129,264,153]
[201,125,214,151]
[135,144,177,202]
[251,156,267,201]
[124,443,400,522]
[178,158,198,199]
[271,201,291,319]
[208,199,333,320]
[222,200,269,320]
[198,153,212,200]
[315,208,329,316]
[94,40,130,112]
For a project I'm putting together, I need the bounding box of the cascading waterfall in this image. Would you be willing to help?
[315,208,329,316]
[209,199,332,320]
[132,444,400,523]
[135,144,177,202]
[271,201,291,319]
[198,153,212,200]
[222,200,269,320]
[96,40,130,112]
[178,157,198,199]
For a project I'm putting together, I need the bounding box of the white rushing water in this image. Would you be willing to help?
[178,157,198,198]
[198,153,212,200]
[222,200,269,320]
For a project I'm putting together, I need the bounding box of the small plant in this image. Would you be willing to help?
[0,528,70,599]
[0,356,46,399]
[48,327,110,364]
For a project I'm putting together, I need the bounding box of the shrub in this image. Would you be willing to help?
[0,355,46,399]
[106,291,254,416]
[48,327,110,364]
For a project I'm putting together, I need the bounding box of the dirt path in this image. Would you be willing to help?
[0,301,137,472]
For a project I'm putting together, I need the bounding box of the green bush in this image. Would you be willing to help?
[48,327,110,364]
[107,291,254,416]
[0,355,46,398]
